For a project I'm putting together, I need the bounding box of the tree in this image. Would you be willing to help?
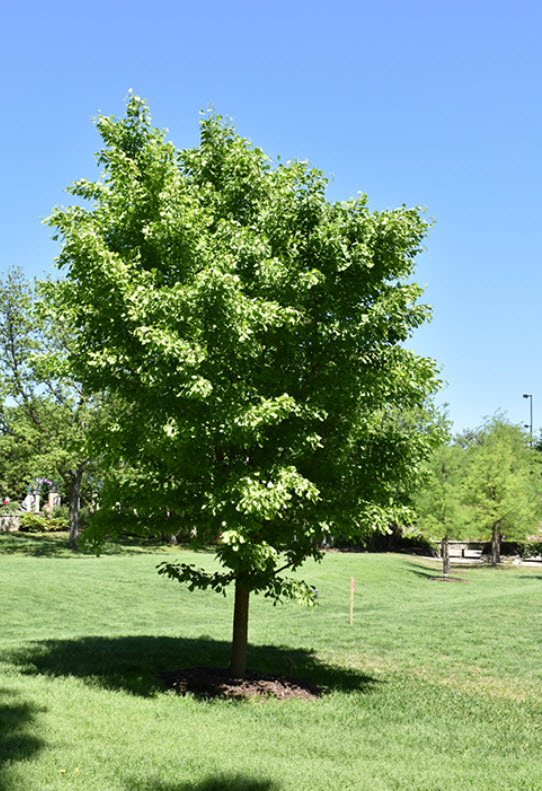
[463,417,541,565]
[414,442,472,576]
[47,95,441,674]
[0,404,39,499]
[0,268,96,549]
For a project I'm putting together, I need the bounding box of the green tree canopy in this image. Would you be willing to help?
[464,417,542,564]
[47,95,441,673]
[414,416,542,570]
[0,404,43,499]
[414,441,473,576]
[0,268,98,548]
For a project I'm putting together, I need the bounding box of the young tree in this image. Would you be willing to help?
[414,443,472,576]
[47,96,441,674]
[0,268,96,549]
[464,417,541,565]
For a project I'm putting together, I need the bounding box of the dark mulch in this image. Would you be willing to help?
[158,666,322,701]
[428,575,471,583]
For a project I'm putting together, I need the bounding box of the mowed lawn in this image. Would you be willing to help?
[1,534,541,791]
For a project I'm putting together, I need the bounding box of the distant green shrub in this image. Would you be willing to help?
[78,505,94,528]
[499,540,542,559]
[47,517,69,532]
[19,512,68,532]
[19,512,50,532]
[522,542,542,559]
[334,528,437,556]
[51,504,69,520]
[0,501,20,516]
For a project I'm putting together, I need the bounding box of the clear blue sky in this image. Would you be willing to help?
[3,0,541,435]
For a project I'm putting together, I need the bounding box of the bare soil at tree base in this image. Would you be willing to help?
[158,666,321,701]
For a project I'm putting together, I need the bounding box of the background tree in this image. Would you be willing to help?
[0,405,40,500]
[0,268,97,549]
[47,96,441,674]
[463,417,541,565]
[414,442,472,576]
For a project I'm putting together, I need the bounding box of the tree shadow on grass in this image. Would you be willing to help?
[0,531,171,558]
[402,558,481,579]
[0,688,45,791]
[402,557,542,582]
[401,560,443,579]
[0,532,74,557]
[8,635,378,699]
[126,774,279,791]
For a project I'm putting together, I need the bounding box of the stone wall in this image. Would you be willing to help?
[0,515,20,532]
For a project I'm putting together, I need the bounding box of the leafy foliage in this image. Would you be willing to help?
[0,500,20,515]
[414,416,542,566]
[46,95,441,669]
[0,268,101,548]
[463,417,542,561]
[157,560,317,605]
[413,440,473,575]
[414,442,473,541]
[18,512,68,532]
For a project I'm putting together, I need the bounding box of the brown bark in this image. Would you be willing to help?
[230,577,250,677]
[491,522,502,566]
[67,466,84,551]
[441,535,450,578]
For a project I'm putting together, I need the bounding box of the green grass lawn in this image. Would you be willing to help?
[1,533,541,791]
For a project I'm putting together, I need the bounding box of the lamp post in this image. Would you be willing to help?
[523,393,533,448]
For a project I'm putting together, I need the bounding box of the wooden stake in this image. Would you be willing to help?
[350,576,355,625]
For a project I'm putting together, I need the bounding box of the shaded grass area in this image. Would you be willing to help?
[1,533,542,790]
[124,778,280,791]
[0,688,45,791]
[0,530,178,557]
[8,635,376,698]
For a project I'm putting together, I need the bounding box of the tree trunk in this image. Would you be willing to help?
[491,522,502,566]
[67,467,83,552]
[441,535,450,578]
[230,577,250,677]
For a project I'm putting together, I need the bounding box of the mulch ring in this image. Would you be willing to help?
[427,575,472,583]
[158,667,322,701]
